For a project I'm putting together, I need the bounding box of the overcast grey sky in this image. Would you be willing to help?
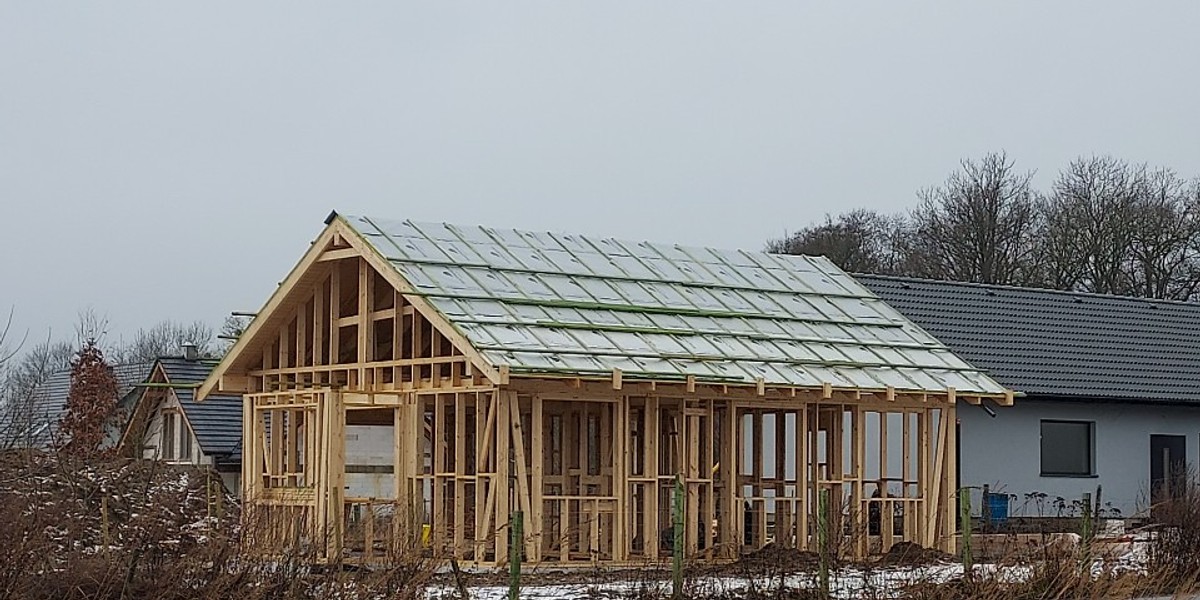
[2,3,1198,348]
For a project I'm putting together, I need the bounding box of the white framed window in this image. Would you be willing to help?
[161,411,194,462]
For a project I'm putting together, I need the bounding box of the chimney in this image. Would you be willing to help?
[181,342,199,361]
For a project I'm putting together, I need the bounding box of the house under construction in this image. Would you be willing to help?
[199,212,1011,568]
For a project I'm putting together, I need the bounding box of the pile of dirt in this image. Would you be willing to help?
[737,544,825,570]
[874,541,956,567]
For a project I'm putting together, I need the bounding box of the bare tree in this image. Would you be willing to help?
[218,314,252,355]
[1125,170,1200,300]
[906,152,1039,285]
[767,209,907,274]
[771,153,1200,302]
[110,320,216,364]
[1038,157,1153,296]
[0,335,75,448]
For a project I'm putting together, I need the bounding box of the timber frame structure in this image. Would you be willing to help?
[200,213,1012,568]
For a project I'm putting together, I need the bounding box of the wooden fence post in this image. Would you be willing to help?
[959,488,972,573]
[509,511,522,600]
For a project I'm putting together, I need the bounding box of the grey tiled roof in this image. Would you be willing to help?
[856,275,1200,404]
[156,357,242,463]
[338,214,1007,395]
[0,362,153,449]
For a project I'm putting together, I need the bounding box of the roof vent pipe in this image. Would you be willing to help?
[181,343,199,362]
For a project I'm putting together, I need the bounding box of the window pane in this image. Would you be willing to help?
[163,414,176,459]
[180,423,192,461]
[1041,421,1091,475]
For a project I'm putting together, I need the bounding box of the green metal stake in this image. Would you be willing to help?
[1080,492,1093,566]
[509,511,523,600]
[959,488,972,573]
[1080,492,1093,541]
[672,475,684,600]
[818,488,830,600]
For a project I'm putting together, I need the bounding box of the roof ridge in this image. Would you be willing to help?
[854,273,1200,309]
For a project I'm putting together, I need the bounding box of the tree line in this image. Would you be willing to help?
[768,153,1200,301]
[0,311,250,451]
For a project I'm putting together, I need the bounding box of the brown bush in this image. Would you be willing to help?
[0,452,434,600]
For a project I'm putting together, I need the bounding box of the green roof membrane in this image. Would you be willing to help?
[341,215,1006,396]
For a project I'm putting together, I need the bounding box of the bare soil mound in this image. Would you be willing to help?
[875,541,956,567]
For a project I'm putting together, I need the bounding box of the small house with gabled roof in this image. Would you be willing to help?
[859,274,1200,519]
[199,212,1010,567]
[120,354,243,491]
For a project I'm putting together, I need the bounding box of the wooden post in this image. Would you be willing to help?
[101,495,110,549]
[673,474,684,600]
[509,511,523,600]
[818,488,830,599]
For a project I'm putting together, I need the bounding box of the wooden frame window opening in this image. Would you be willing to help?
[1040,420,1094,477]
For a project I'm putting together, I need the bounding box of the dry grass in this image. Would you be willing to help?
[0,451,434,600]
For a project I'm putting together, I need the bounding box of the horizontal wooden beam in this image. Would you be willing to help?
[317,248,361,262]
[218,374,252,394]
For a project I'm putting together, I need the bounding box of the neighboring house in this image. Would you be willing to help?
[0,362,153,451]
[120,353,242,492]
[858,274,1200,519]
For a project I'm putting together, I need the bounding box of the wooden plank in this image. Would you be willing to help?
[531,395,545,562]
[852,407,866,559]
[925,410,948,547]
[242,394,256,501]
[393,403,405,548]
[686,410,700,554]
[752,410,766,548]
[433,395,446,552]
[455,393,467,559]
[474,392,488,563]
[560,499,570,562]
[495,390,511,564]
[313,279,326,368]
[917,409,930,547]
[613,396,627,561]
[798,405,809,551]
[358,259,372,386]
[318,247,361,262]
[720,402,738,557]
[221,374,252,394]
[703,400,716,556]
[943,404,958,555]
[330,266,341,367]
[477,394,498,470]
[645,397,660,558]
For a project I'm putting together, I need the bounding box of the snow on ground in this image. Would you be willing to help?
[424,537,1155,600]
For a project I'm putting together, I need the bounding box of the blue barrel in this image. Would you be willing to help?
[985,492,1009,526]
